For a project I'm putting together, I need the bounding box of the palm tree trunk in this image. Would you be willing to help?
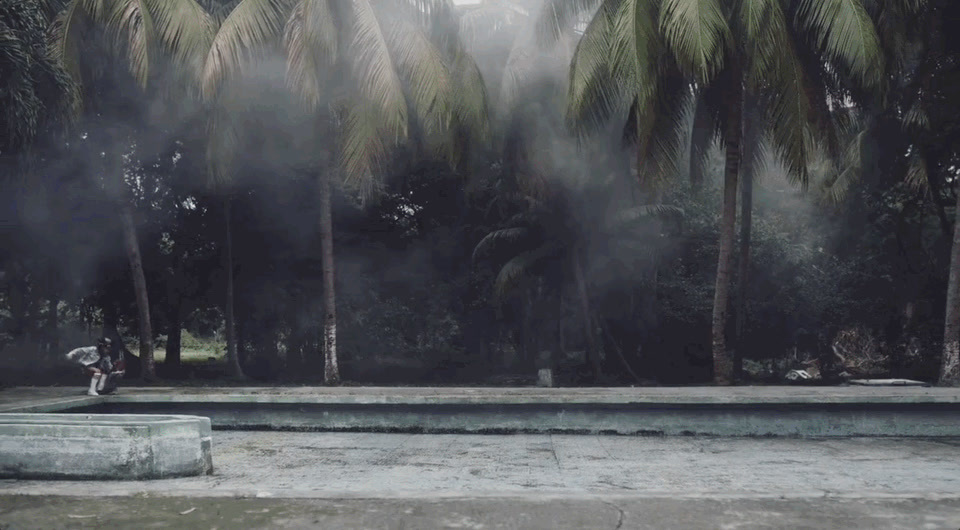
[940,186,960,386]
[120,202,155,380]
[223,198,243,378]
[690,95,711,194]
[573,251,602,378]
[734,166,752,381]
[734,102,758,382]
[319,172,340,385]
[711,71,743,386]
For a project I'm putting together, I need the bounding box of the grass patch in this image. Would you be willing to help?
[148,330,225,364]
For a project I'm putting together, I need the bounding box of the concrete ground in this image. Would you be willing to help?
[2,432,960,528]
[3,386,960,528]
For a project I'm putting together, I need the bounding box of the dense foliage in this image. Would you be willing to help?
[1,0,959,386]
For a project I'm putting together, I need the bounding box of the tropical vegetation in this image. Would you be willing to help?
[1,0,958,387]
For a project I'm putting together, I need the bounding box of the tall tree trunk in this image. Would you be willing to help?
[733,102,758,382]
[223,198,244,378]
[689,95,712,194]
[733,167,752,382]
[319,172,340,385]
[120,202,155,380]
[711,70,743,386]
[573,251,602,378]
[940,187,960,386]
[165,302,182,370]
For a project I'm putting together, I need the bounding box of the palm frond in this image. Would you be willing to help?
[458,2,525,48]
[632,68,690,192]
[144,0,215,86]
[339,101,388,199]
[658,0,728,83]
[566,0,622,136]
[386,15,454,139]
[450,44,489,142]
[795,0,883,89]
[688,91,714,186]
[0,21,41,150]
[740,0,814,187]
[492,244,557,302]
[605,203,684,231]
[740,0,785,83]
[535,0,604,45]
[905,149,928,191]
[303,0,337,62]
[106,0,157,88]
[820,127,866,202]
[609,0,660,118]
[348,0,408,139]
[428,40,489,165]
[49,0,85,85]
[472,227,531,263]
[870,0,918,76]
[903,99,929,131]
[201,0,290,100]
[497,34,536,112]
[283,0,341,111]
[498,11,571,115]
[283,1,324,109]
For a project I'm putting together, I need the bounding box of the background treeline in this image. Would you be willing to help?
[1,0,959,386]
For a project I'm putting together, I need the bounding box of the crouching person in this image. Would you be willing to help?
[65,337,126,396]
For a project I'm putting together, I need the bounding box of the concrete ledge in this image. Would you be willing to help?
[0,414,213,480]
[3,387,960,437]
[62,400,960,437]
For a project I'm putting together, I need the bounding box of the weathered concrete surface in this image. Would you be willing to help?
[2,433,960,528]
[0,414,213,480]
[1,495,958,529]
[4,386,959,436]
[3,433,960,498]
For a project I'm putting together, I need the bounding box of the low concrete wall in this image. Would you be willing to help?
[4,387,960,438]
[0,414,213,480]
[66,401,960,437]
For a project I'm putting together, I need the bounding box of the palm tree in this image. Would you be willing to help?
[51,0,215,380]
[0,0,77,160]
[200,0,488,384]
[538,0,885,384]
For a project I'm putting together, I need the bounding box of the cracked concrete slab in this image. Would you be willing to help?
[3,433,959,498]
